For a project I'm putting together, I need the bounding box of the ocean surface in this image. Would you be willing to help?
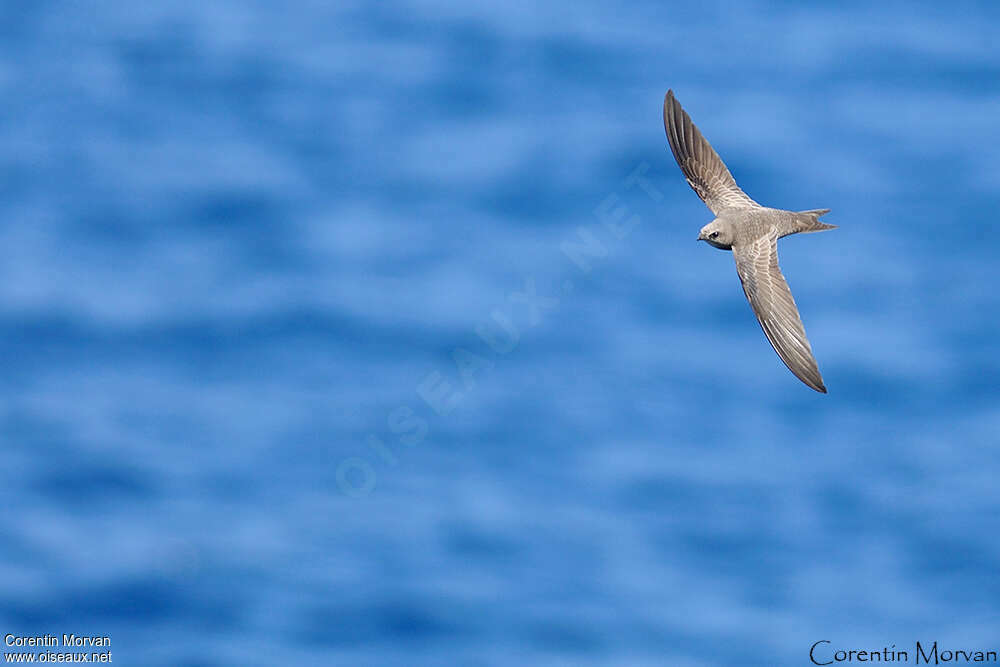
[1,1,999,665]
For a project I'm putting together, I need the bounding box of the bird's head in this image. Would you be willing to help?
[697,220,733,250]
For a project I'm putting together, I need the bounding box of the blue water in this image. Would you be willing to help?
[1,1,999,665]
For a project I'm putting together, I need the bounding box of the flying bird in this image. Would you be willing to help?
[663,90,834,393]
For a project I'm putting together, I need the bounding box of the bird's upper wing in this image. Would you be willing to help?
[733,233,827,393]
[663,90,760,215]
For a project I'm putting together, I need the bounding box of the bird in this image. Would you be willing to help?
[662,90,834,393]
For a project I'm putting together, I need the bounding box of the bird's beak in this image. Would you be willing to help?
[696,233,705,242]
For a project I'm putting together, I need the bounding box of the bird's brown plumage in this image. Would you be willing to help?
[663,90,759,215]
[663,90,832,393]
[734,232,827,393]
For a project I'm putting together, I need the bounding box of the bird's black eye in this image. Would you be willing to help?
[709,231,719,239]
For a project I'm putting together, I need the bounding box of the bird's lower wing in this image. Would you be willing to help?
[663,90,760,215]
[733,234,827,393]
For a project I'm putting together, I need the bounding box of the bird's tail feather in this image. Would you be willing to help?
[795,208,836,233]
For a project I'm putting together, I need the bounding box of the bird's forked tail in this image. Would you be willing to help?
[794,208,837,233]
